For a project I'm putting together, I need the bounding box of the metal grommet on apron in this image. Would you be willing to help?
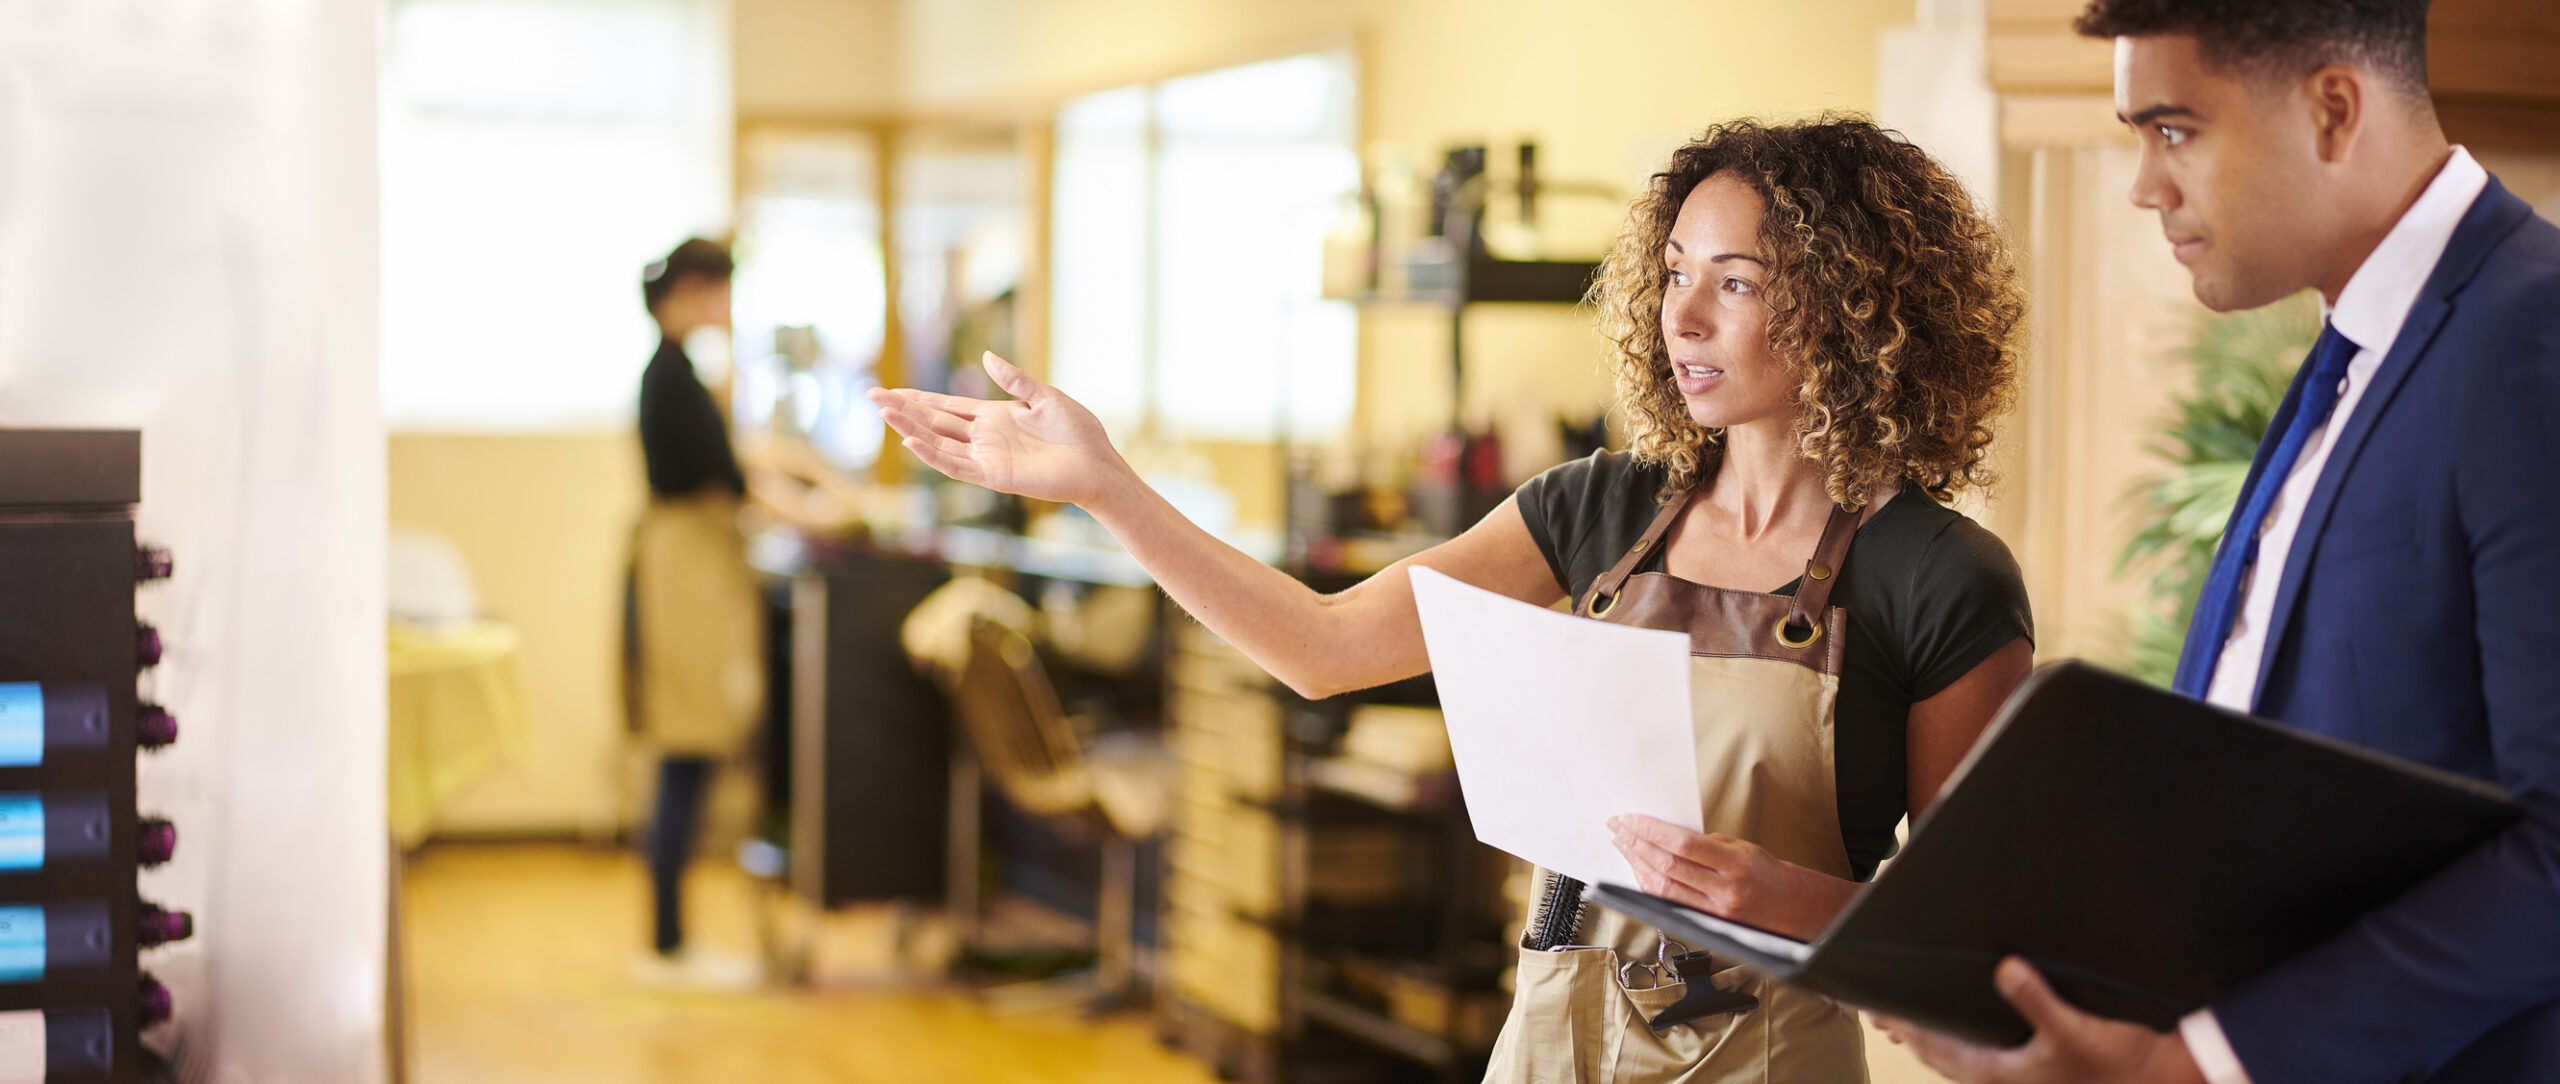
[1482,487,1869,1084]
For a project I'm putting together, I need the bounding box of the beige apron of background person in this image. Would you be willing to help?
[1483,487,1869,1084]
[632,493,766,756]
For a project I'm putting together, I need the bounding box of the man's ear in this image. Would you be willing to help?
[2306,63,2367,165]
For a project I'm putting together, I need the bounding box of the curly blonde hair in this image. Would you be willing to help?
[1593,115,2023,508]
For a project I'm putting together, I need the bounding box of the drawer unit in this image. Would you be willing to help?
[1160,622,1285,1036]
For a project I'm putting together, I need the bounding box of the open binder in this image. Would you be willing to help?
[1588,661,2519,1046]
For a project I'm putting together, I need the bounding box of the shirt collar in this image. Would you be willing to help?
[2322,145,2488,353]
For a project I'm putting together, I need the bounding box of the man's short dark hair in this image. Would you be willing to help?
[2075,0,2432,96]
[642,237,734,312]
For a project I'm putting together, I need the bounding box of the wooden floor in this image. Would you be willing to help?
[399,843,1219,1084]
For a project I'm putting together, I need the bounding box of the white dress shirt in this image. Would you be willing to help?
[2179,146,2490,1084]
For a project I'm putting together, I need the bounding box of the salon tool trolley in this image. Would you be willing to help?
[0,431,190,1083]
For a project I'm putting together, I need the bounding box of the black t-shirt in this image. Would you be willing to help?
[1513,450,2033,880]
[638,337,745,499]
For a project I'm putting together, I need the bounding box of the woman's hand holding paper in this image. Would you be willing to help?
[1607,814,1859,940]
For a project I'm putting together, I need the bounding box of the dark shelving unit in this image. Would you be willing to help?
[1262,678,1509,1084]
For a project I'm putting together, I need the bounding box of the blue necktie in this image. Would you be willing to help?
[2172,322,2362,699]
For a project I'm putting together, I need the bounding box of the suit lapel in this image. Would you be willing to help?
[2246,180,2536,710]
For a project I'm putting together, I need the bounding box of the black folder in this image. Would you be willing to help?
[1587,660,2519,1046]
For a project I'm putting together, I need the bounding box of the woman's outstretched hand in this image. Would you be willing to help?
[867,351,1134,509]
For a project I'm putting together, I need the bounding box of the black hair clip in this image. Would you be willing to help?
[1648,948,1758,1031]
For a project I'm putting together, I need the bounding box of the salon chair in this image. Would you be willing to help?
[933,611,1172,1011]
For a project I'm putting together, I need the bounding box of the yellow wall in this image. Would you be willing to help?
[389,431,646,835]
[733,0,901,116]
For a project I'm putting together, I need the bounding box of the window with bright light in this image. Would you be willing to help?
[1050,52,1359,443]
[729,126,889,471]
[894,130,1027,398]
[379,0,730,430]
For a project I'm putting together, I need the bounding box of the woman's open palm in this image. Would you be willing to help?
[867,351,1130,507]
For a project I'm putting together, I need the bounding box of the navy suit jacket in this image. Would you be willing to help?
[2188,178,2560,1083]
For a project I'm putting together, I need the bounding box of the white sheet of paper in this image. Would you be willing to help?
[1408,565,1702,887]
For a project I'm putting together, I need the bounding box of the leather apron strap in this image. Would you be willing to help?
[1581,490,1694,616]
[1787,502,1861,629]
[1581,490,1866,625]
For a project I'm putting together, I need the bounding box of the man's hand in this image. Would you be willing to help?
[1873,958,2209,1084]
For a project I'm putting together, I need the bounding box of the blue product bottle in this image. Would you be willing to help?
[0,794,108,873]
[0,686,107,769]
[0,902,108,984]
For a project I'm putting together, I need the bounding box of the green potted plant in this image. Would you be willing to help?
[2114,294,2322,684]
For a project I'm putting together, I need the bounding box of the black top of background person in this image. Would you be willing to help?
[639,339,745,499]
[637,238,745,500]
[1516,449,2035,881]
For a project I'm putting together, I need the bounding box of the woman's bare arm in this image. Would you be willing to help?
[871,352,1564,697]
[1905,637,2034,816]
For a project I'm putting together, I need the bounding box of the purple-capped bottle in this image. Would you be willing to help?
[137,819,175,867]
[135,625,162,669]
[133,547,173,583]
[137,902,192,947]
[136,974,171,1027]
[135,704,177,750]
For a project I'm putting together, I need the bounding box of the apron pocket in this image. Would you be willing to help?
[1612,958,1765,1083]
[1484,945,1617,1084]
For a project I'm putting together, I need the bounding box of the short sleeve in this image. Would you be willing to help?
[1511,451,1661,601]
[1900,516,2034,700]
[1511,454,1589,596]
[638,344,745,499]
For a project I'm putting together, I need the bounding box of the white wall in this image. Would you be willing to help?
[0,3,387,1082]
[379,0,734,432]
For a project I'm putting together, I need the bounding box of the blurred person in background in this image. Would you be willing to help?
[874,117,2034,1082]
[625,237,766,988]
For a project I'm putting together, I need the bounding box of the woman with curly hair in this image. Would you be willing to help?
[871,115,2031,1082]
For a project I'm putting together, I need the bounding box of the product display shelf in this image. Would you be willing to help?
[1159,614,1510,1084]
[1159,619,1286,1082]
[0,430,186,1084]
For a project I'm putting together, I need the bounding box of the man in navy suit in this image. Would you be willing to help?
[1883,1,2560,1081]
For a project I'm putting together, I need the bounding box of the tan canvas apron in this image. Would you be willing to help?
[1482,487,1868,1084]
[632,493,767,757]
